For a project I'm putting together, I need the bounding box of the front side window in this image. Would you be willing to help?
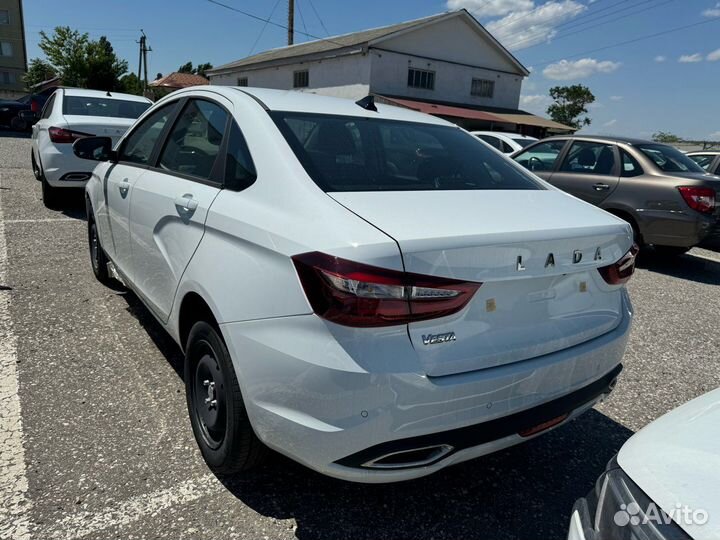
[0,41,12,56]
[471,78,494,98]
[637,144,705,174]
[560,141,617,175]
[271,112,542,192]
[63,96,151,119]
[513,140,567,172]
[687,154,715,171]
[293,70,309,88]
[407,68,435,90]
[511,138,534,149]
[158,99,228,181]
[119,103,177,165]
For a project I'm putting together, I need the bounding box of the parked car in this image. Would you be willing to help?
[0,98,31,130]
[31,88,152,207]
[687,151,720,175]
[512,136,720,256]
[76,87,636,482]
[568,388,720,540]
[471,130,538,154]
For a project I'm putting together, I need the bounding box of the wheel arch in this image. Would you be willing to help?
[178,291,221,352]
[602,206,643,244]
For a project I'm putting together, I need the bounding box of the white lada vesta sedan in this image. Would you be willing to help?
[76,86,636,483]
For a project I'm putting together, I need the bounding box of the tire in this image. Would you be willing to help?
[41,176,60,208]
[10,115,27,131]
[654,246,690,257]
[185,321,265,475]
[31,151,42,181]
[88,216,112,285]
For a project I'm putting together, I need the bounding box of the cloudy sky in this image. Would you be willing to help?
[23,0,720,139]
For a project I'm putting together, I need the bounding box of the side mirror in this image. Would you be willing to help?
[73,136,115,162]
[19,110,38,124]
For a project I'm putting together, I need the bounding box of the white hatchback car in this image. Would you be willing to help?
[30,88,152,207]
[471,130,538,154]
[76,86,636,482]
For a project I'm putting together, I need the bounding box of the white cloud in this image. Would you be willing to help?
[542,58,621,80]
[485,1,587,50]
[709,131,720,139]
[707,48,720,61]
[702,2,720,17]
[654,55,666,62]
[588,102,603,109]
[603,119,617,127]
[520,94,552,113]
[448,0,534,18]
[679,53,703,63]
[609,95,623,101]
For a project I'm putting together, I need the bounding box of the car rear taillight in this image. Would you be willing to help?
[678,186,715,214]
[598,244,639,285]
[48,126,94,144]
[30,99,40,113]
[292,252,481,327]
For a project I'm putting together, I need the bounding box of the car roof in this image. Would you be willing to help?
[175,86,454,127]
[61,87,152,103]
[471,131,536,139]
[687,150,720,155]
[543,134,657,146]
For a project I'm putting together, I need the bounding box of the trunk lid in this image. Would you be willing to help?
[62,115,135,145]
[330,189,633,377]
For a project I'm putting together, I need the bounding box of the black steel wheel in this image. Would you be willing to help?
[88,217,111,284]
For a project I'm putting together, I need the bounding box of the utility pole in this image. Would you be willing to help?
[287,0,294,45]
[136,30,152,94]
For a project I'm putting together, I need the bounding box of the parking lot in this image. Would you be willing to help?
[1,133,719,540]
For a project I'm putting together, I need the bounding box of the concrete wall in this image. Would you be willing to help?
[368,48,522,109]
[0,0,26,97]
[209,53,372,101]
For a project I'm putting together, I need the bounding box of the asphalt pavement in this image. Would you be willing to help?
[1,134,719,540]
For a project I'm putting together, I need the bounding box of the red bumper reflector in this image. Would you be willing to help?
[518,413,569,437]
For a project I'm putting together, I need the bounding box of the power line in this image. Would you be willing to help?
[248,0,282,55]
[535,15,720,67]
[296,0,309,40]
[206,0,346,47]
[506,0,676,50]
[306,0,330,36]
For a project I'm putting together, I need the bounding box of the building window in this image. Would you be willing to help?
[0,42,13,57]
[0,71,16,85]
[0,10,9,24]
[293,70,309,88]
[237,77,248,87]
[471,78,495,98]
[407,68,435,90]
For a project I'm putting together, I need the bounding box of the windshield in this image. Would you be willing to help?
[637,144,706,173]
[511,138,535,149]
[271,112,543,192]
[63,96,151,119]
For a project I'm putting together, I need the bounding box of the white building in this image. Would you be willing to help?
[208,10,572,135]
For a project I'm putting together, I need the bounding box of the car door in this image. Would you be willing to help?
[128,96,229,322]
[105,102,179,276]
[512,139,568,182]
[33,92,56,164]
[549,140,620,205]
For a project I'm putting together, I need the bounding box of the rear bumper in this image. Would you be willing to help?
[40,143,93,188]
[637,208,717,247]
[221,290,633,483]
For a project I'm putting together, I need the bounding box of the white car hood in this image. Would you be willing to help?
[618,388,720,540]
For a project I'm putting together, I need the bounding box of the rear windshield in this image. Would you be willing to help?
[637,144,706,174]
[63,96,151,119]
[511,138,535,148]
[271,112,542,192]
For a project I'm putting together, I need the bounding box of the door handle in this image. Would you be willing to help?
[174,194,199,213]
[593,183,610,191]
[118,178,129,198]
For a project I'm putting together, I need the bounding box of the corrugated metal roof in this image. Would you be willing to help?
[210,12,451,72]
[379,96,506,123]
[486,113,574,132]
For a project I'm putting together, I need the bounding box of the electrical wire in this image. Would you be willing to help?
[306,0,331,36]
[296,0,309,41]
[248,0,282,55]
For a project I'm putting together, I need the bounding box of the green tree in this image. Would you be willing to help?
[177,61,212,78]
[178,61,194,73]
[37,26,127,90]
[23,58,56,90]
[652,131,682,143]
[195,62,213,78]
[546,84,596,130]
[120,73,143,96]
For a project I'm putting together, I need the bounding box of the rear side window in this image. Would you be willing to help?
[40,94,55,119]
[476,134,501,150]
[63,96,151,119]
[272,112,541,192]
[224,122,256,191]
[560,141,617,175]
[621,150,643,177]
[513,140,566,172]
[688,154,715,171]
[637,144,705,173]
[119,103,177,165]
[158,99,228,181]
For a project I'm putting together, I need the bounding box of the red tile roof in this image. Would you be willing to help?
[379,96,506,123]
[149,72,209,89]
